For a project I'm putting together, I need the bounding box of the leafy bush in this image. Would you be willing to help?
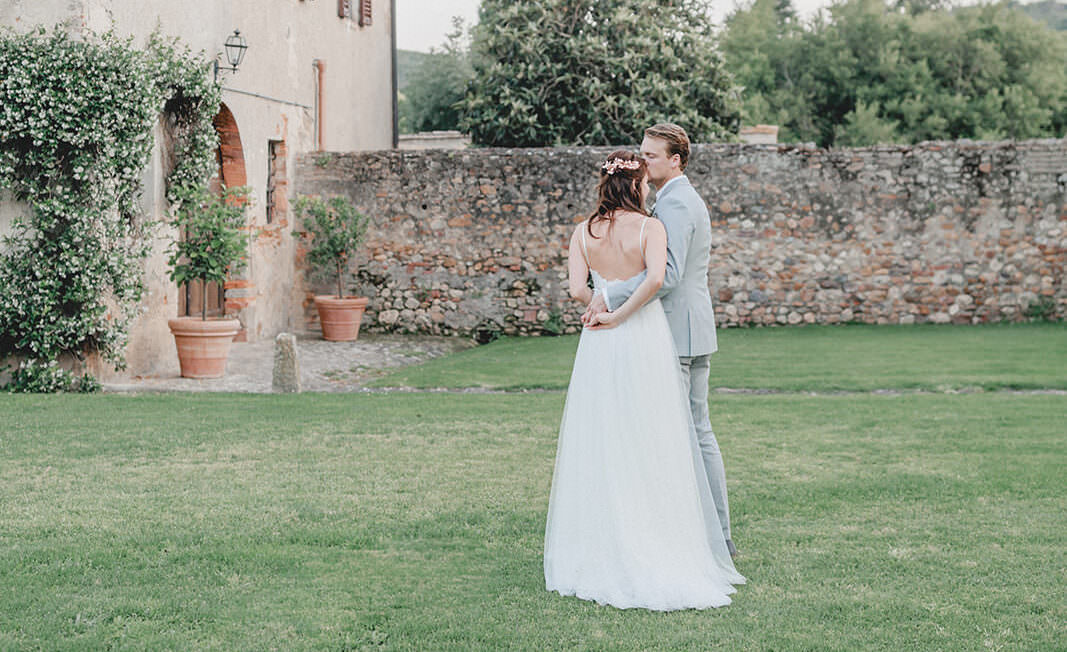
[2,359,100,393]
[541,309,565,336]
[1024,297,1060,322]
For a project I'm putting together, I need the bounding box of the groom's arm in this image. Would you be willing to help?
[602,197,691,310]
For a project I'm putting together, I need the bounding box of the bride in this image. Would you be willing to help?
[543,150,745,611]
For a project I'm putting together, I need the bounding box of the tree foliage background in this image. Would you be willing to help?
[397,0,1067,147]
[721,0,1067,146]
[1013,0,1067,31]
[460,0,741,146]
[398,19,473,134]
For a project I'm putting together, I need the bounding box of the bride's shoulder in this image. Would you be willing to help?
[643,216,666,238]
[615,210,650,224]
[569,219,591,244]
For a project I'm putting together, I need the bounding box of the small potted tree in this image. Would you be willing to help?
[166,185,250,378]
[295,195,370,341]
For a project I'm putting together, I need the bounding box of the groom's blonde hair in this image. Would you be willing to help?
[644,123,690,171]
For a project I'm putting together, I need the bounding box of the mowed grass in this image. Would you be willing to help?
[1,391,1065,650]
[368,322,1067,391]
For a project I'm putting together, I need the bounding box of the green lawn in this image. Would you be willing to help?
[1,389,1064,650]
[369,323,1067,392]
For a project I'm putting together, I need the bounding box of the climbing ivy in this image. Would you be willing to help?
[0,27,221,391]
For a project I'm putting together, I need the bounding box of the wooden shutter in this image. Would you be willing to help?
[337,0,351,19]
[359,0,372,26]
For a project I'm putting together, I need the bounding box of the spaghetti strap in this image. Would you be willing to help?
[639,217,650,255]
[580,220,591,265]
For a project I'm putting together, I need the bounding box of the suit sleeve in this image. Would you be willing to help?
[603,197,691,309]
[656,196,691,296]
[603,270,644,312]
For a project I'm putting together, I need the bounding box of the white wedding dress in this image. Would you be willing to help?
[544,256,745,610]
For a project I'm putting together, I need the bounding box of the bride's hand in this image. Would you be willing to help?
[587,311,619,329]
[581,293,608,325]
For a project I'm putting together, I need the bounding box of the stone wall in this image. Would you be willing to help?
[294,140,1066,336]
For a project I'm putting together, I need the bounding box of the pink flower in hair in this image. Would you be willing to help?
[601,158,641,175]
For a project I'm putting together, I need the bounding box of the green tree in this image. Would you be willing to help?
[794,0,911,145]
[834,100,900,145]
[720,0,806,138]
[294,195,369,299]
[892,0,952,16]
[905,3,1067,140]
[461,0,741,146]
[167,186,251,321]
[1012,0,1067,31]
[399,18,473,134]
[721,0,1067,146]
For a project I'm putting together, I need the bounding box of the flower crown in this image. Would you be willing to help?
[601,157,641,175]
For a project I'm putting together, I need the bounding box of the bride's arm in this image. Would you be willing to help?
[567,226,594,305]
[591,221,667,328]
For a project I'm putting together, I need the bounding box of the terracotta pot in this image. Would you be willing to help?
[314,295,369,341]
[167,317,241,379]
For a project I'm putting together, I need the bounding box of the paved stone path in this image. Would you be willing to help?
[104,333,477,394]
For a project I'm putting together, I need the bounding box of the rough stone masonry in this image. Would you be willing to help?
[295,140,1065,337]
[272,332,301,393]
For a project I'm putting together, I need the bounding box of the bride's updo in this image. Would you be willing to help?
[588,149,648,239]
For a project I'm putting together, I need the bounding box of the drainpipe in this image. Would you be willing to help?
[313,59,326,151]
[390,0,399,149]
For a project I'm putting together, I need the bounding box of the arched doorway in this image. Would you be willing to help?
[212,103,248,190]
[179,103,248,318]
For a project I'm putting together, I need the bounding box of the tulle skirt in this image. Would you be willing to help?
[544,298,745,611]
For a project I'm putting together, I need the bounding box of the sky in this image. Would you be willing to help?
[396,0,846,52]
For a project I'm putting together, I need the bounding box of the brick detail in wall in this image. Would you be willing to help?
[213,105,247,189]
[294,140,1067,337]
[212,103,254,327]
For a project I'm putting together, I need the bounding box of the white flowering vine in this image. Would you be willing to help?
[0,27,221,391]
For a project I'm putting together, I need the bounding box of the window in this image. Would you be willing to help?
[339,0,371,25]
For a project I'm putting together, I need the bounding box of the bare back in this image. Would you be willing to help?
[580,211,651,281]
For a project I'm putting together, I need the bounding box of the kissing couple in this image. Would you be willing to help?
[544,123,745,610]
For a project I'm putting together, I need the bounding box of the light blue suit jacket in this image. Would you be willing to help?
[604,175,718,357]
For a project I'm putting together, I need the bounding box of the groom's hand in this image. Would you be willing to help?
[581,293,609,326]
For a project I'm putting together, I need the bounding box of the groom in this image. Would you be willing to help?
[583,123,736,557]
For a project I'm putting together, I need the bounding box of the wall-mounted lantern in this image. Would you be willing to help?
[214,29,249,82]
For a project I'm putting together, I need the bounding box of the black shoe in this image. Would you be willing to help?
[725,539,738,558]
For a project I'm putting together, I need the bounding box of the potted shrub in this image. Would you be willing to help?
[166,186,250,378]
[295,195,370,341]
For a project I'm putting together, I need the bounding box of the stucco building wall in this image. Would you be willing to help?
[0,0,395,380]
